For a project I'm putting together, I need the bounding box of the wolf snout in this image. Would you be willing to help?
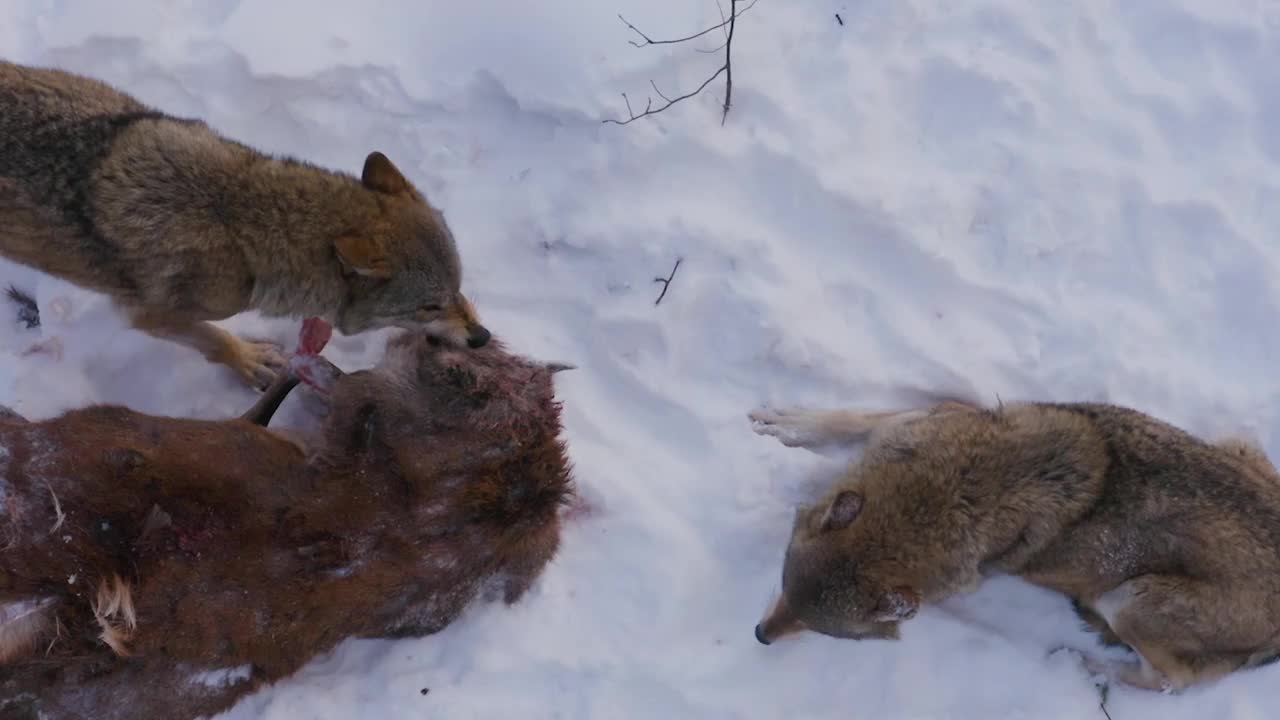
[755,595,803,645]
[466,325,491,348]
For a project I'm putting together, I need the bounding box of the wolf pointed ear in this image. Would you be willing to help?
[361,151,411,195]
[334,235,393,279]
[818,490,863,533]
[872,586,920,623]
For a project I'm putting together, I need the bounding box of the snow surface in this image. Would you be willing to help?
[3,0,1280,718]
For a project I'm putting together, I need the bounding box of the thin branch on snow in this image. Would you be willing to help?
[653,258,683,306]
[650,80,673,103]
[696,0,735,53]
[714,0,731,31]
[1097,683,1114,720]
[617,0,755,47]
[604,0,755,126]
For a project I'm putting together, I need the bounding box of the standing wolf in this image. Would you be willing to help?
[0,60,490,387]
[750,399,1280,692]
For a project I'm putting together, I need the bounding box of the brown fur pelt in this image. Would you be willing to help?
[0,333,574,720]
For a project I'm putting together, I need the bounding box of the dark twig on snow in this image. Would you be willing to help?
[836,13,844,26]
[7,285,40,329]
[618,1,754,48]
[721,0,737,123]
[1097,682,1114,720]
[653,259,683,306]
[604,0,755,126]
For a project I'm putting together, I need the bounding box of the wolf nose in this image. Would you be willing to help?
[754,624,772,646]
[466,326,491,348]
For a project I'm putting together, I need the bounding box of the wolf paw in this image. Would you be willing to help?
[748,407,827,447]
[229,339,287,390]
[1050,646,1171,693]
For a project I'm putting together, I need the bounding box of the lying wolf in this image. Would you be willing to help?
[750,399,1280,692]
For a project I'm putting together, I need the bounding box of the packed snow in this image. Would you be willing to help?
[3,0,1280,718]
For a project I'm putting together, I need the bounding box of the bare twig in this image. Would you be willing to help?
[714,0,730,33]
[7,284,40,329]
[1098,682,1114,720]
[605,71,726,126]
[836,13,844,26]
[653,259,683,306]
[650,80,673,103]
[604,0,755,126]
[720,0,738,124]
[697,0,734,55]
[618,0,756,47]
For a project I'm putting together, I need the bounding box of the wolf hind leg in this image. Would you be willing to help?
[1090,576,1271,692]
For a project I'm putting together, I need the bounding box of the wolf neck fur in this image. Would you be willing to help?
[212,153,378,320]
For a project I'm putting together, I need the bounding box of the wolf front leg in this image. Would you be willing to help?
[126,309,286,389]
[748,407,931,449]
[749,398,981,450]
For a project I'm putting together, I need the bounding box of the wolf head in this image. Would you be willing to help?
[333,152,490,348]
[755,488,920,645]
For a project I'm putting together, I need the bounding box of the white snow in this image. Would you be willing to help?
[0,599,52,625]
[3,1,1280,718]
[191,665,254,690]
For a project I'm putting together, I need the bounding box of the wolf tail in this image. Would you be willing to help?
[5,285,39,329]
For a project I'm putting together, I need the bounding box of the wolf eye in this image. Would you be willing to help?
[421,304,443,312]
